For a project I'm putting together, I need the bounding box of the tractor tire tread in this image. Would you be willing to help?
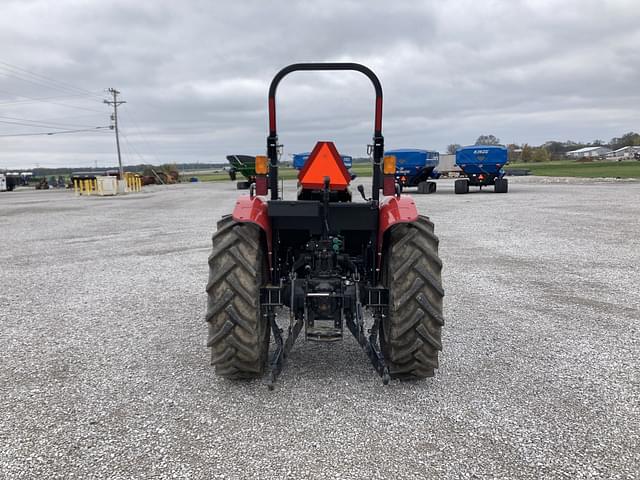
[382,216,444,380]
[206,221,268,379]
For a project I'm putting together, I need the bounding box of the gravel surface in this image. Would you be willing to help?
[1,177,639,479]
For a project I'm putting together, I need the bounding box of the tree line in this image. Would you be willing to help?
[446,132,640,162]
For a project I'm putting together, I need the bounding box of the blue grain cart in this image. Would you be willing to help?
[454,145,509,194]
[385,149,440,193]
[293,152,353,169]
[293,152,357,180]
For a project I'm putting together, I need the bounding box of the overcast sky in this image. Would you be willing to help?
[1,0,639,169]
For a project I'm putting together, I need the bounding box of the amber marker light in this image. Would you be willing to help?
[383,155,396,175]
[255,155,268,175]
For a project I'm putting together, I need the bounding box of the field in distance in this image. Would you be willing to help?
[187,159,640,182]
[507,159,640,178]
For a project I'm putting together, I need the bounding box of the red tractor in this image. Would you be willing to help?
[206,63,444,386]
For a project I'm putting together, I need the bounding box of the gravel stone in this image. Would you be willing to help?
[0,177,638,479]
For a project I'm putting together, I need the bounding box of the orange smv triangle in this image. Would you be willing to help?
[298,141,351,190]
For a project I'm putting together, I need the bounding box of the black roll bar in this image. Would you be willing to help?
[266,63,384,201]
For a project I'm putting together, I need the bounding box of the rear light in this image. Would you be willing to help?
[255,155,268,175]
[383,155,396,175]
[383,175,395,196]
[479,174,485,180]
[255,176,268,195]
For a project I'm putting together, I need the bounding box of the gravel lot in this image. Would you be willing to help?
[1,177,639,479]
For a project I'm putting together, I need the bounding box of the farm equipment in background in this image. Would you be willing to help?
[34,177,49,190]
[206,63,444,387]
[226,154,256,189]
[2,173,28,191]
[141,168,180,186]
[386,148,440,194]
[292,151,357,180]
[0,173,19,192]
[48,176,66,188]
[454,145,509,194]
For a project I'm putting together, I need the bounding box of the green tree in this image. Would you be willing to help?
[446,143,462,154]
[543,141,565,157]
[609,132,640,150]
[532,148,550,163]
[507,144,521,163]
[475,134,501,145]
[521,144,532,163]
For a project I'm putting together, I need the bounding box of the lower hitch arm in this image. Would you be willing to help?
[265,308,303,390]
[346,286,390,384]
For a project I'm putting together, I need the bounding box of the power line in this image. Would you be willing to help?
[0,91,101,106]
[0,59,102,99]
[119,108,161,164]
[0,87,103,112]
[119,130,149,164]
[1,68,89,98]
[0,126,111,138]
[0,114,105,129]
[0,119,104,130]
[30,112,105,121]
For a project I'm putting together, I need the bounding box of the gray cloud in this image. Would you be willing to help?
[1,0,639,168]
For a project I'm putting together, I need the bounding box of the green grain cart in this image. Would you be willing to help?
[226,154,256,189]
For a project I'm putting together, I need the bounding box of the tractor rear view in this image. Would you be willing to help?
[206,63,444,386]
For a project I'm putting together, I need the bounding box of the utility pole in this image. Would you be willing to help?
[104,88,126,179]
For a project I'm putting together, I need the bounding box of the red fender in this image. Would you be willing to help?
[377,196,419,266]
[231,195,273,272]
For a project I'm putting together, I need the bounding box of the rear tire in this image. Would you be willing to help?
[494,178,508,193]
[427,181,437,193]
[236,181,250,190]
[206,217,269,379]
[454,179,468,194]
[417,181,428,194]
[381,216,444,379]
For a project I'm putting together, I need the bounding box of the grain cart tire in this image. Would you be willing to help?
[454,179,468,194]
[494,178,508,193]
[206,216,269,379]
[427,181,437,193]
[381,215,444,379]
[417,181,428,194]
